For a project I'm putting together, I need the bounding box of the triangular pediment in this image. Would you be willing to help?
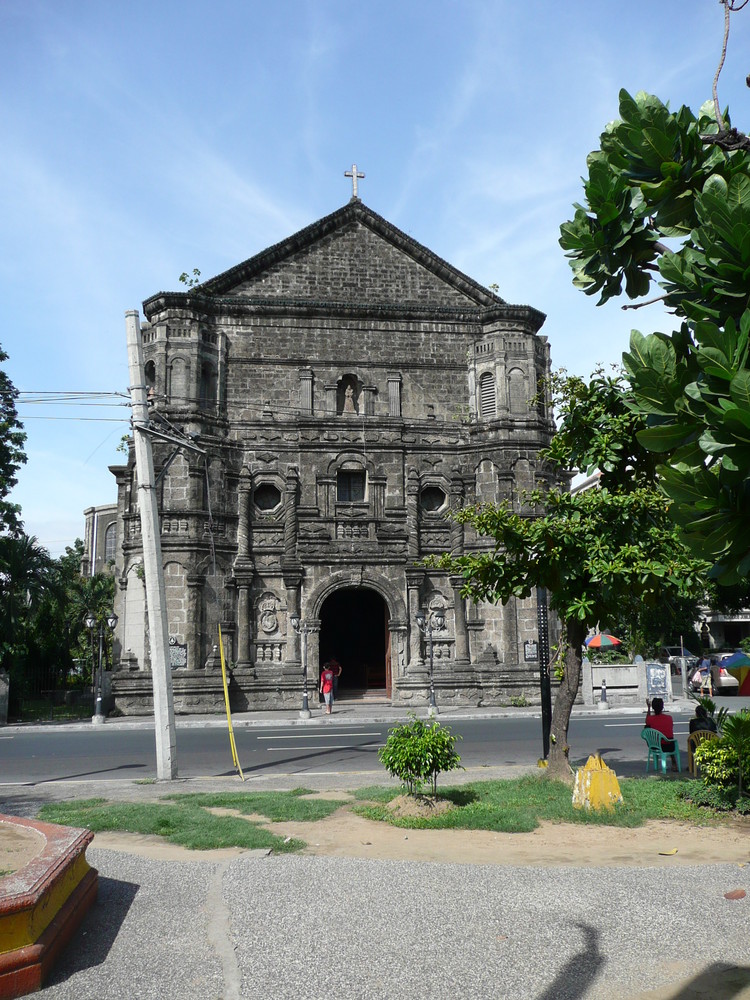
[197,201,502,310]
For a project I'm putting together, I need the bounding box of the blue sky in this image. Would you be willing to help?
[2,0,749,556]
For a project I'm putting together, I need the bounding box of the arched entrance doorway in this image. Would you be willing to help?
[319,587,391,698]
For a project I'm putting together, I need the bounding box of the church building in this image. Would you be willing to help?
[110,193,555,714]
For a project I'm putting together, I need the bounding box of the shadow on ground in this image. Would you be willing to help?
[42,876,139,987]
[535,921,605,1000]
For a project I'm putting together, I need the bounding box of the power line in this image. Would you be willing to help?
[19,415,129,422]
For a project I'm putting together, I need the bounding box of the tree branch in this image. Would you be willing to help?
[713,1,731,129]
[621,294,669,311]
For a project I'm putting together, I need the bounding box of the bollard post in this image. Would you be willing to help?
[598,678,609,711]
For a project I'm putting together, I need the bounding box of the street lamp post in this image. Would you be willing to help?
[84,610,119,725]
[290,616,318,720]
[415,608,446,717]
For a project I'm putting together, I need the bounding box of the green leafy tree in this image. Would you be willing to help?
[0,534,53,710]
[542,367,658,489]
[0,344,27,535]
[0,533,52,666]
[26,541,115,691]
[560,84,750,583]
[66,567,116,674]
[433,482,707,777]
[542,369,706,659]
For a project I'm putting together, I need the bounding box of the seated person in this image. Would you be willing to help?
[689,703,717,734]
[645,697,679,771]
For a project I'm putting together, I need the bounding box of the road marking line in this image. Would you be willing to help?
[604,723,690,729]
[257,732,380,740]
[266,743,383,751]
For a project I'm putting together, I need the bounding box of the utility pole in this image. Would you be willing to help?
[537,586,552,760]
[125,310,178,780]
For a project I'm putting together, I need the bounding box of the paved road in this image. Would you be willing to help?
[0,710,706,783]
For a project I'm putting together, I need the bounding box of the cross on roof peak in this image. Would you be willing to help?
[344,163,365,201]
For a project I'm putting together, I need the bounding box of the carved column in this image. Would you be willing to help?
[450,477,465,557]
[236,468,253,560]
[317,476,335,518]
[406,571,425,671]
[234,467,255,671]
[282,465,303,678]
[387,373,402,417]
[362,385,377,415]
[283,465,300,564]
[371,475,386,521]
[324,383,338,414]
[188,462,204,541]
[283,573,303,671]
[307,618,321,687]
[235,577,254,670]
[406,468,420,562]
[450,575,470,665]
[389,624,408,683]
[299,368,314,415]
[186,575,204,671]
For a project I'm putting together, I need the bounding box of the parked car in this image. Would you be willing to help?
[718,650,743,665]
[689,663,739,694]
[659,646,698,676]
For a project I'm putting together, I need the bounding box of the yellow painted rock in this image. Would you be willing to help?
[572,754,623,811]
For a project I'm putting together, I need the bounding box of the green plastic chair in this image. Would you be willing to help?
[642,727,681,773]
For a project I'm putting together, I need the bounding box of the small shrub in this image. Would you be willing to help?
[378,714,462,796]
[509,694,530,708]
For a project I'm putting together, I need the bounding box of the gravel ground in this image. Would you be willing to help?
[34,849,750,1000]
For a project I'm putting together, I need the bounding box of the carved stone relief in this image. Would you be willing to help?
[258,592,280,635]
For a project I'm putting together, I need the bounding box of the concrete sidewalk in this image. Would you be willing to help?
[33,848,750,1000]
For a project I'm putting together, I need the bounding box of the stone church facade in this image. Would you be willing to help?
[111,198,555,714]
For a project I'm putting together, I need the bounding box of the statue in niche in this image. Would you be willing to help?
[344,384,356,413]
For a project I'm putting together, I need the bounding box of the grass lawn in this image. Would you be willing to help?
[35,776,733,850]
[37,788,343,853]
[351,775,727,833]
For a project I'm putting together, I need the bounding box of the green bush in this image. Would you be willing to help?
[378,714,462,796]
[683,781,738,811]
[693,738,750,789]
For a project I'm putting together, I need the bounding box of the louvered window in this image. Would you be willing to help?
[479,372,496,419]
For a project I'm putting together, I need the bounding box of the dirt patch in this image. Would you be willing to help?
[4,791,750,871]
[82,801,750,868]
[386,794,454,820]
[0,822,46,877]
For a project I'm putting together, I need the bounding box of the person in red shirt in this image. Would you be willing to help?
[320,663,336,715]
[645,697,679,771]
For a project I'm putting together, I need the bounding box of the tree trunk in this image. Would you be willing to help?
[546,618,586,779]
